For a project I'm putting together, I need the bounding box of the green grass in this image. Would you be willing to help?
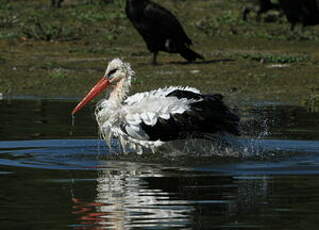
[1,0,319,43]
[1,0,319,104]
[40,62,64,70]
[0,0,127,41]
[303,94,319,112]
[48,68,67,79]
[238,53,310,64]
[22,18,80,41]
[0,56,5,64]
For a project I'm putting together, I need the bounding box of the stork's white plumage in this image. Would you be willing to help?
[72,58,240,154]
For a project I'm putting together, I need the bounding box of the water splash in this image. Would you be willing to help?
[238,118,272,158]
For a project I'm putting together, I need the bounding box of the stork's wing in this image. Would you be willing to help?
[121,93,194,141]
[121,88,240,142]
[124,86,200,106]
[169,90,240,136]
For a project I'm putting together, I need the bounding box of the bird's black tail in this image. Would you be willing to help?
[180,47,204,62]
[222,110,241,136]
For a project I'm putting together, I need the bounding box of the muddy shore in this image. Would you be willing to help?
[1,0,319,106]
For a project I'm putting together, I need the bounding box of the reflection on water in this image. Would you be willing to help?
[1,98,319,157]
[72,164,193,229]
[0,97,96,140]
[69,163,269,230]
[68,162,319,230]
[0,98,319,229]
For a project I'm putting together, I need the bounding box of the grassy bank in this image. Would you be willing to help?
[0,0,319,106]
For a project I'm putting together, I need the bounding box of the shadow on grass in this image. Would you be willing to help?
[136,58,235,66]
[169,58,235,65]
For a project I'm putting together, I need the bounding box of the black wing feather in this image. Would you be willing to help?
[140,90,240,141]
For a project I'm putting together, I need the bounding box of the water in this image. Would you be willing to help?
[1,98,319,230]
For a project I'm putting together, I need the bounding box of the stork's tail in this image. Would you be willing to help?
[180,47,204,62]
[223,111,241,136]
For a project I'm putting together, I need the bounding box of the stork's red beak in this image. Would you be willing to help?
[72,77,110,115]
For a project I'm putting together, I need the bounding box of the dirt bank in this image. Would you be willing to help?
[0,0,319,106]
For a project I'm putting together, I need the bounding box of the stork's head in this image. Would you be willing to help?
[72,58,135,115]
[105,58,134,85]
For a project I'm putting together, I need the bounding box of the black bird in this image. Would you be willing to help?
[125,0,204,64]
[51,0,63,8]
[243,0,319,30]
[279,0,319,30]
[242,0,280,21]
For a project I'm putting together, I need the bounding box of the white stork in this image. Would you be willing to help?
[72,58,240,154]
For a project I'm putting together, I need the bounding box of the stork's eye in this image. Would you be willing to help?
[108,68,118,77]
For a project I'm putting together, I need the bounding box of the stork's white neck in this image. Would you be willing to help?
[108,78,131,105]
